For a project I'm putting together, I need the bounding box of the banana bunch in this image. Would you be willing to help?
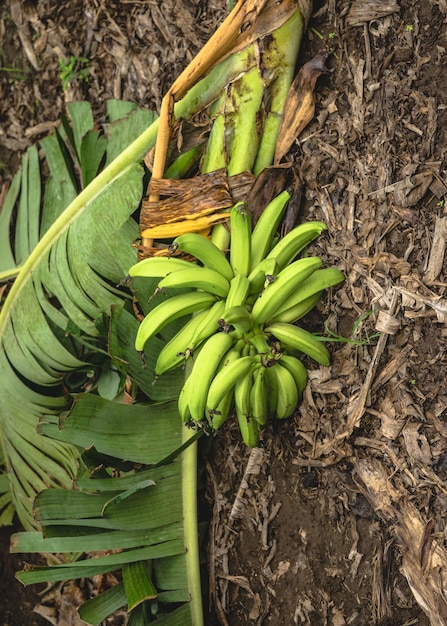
[128,190,344,447]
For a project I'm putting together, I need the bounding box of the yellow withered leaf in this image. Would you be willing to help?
[140,169,253,233]
[140,212,230,239]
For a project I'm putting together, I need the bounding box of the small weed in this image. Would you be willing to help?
[437,199,445,207]
[318,309,381,346]
[0,66,30,82]
[0,44,31,82]
[59,55,91,91]
[405,24,414,32]
[310,27,339,59]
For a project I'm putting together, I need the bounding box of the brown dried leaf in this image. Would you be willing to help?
[402,422,433,465]
[140,169,253,235]
[393,172,433,207]
[245,164,294,225]
[354,458,447,626]
[274,53,329,164]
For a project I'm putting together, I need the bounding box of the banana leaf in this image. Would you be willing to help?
[11,392,200,626]
[0,100,159,530]
[1,98,206,624]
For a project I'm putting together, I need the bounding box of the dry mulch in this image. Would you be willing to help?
[1,0,447,625]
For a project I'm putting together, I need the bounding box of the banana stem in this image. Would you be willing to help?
[181,356,204,625]
[253,8,305,175]
[182,425,204,626]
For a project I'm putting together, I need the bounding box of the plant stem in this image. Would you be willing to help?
[182,425,204,625]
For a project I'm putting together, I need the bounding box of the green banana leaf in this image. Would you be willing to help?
[0,56,266,522]
[1,97,207,624]
[9,288,203,624]
[0,100,160,529]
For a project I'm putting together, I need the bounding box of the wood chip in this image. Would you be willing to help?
[346,0,399,25]
[425,216,447,284]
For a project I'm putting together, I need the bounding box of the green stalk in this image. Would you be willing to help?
[226,63,265,176]
[182,430,203,626]
[201,93,230,248]
[202,44,265,177]
[253,8,305,175]
[200,94,228,173]
[181,356,204,626]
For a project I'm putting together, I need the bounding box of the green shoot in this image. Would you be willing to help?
[315,309,381,345]
[59,55,91,91]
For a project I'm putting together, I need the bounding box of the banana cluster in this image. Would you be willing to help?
[128,190,344,447]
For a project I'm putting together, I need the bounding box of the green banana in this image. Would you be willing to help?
[155,307,211,376]
[247,257,278,297]
[188,299,227,347]
[269,362,299,419]
[206,355,258,415]
[267,267,345,323]
[264,365,279,418]
[251,257,323,325]
[279,354,308,397]
[170,232,234,282]
[274,267,344,311]
[219,305,252,334]
[178,374,192,423]
[208,347,240,430]
[234,369,252,418]
[229,202,252,276]
[247,332,271,355]
[265,221,327,271]
[135,291,217,351]
[157,265,230,298]
[128,256,196,278]
[237,409,260,448]
[265,322,330,366]
[155,300,225,376]
[242,341,257,357]
[267,291,323,325]
[225,273,251,309]
[234,371,260,447]
[250,190,291,270]
[210,223,231,252]
[186,331,235,422]
[250,367,269,426]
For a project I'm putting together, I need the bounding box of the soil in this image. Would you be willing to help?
[1,1,447,625]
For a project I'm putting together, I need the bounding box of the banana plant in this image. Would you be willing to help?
[2,1,317,623]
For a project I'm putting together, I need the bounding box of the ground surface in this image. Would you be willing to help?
[1,0,447,625]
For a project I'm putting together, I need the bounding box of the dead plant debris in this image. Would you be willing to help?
[2,0,447,625]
